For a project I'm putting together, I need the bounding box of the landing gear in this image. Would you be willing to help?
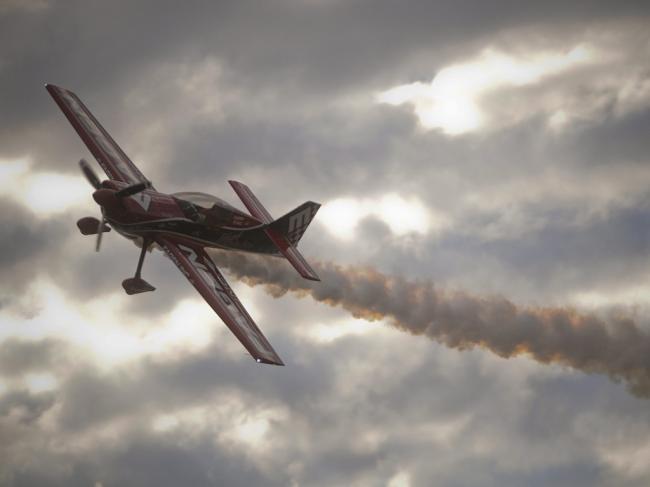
[122,238,156,295]
[77,216,110,235]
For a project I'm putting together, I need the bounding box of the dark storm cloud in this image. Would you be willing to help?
[54,331,332,432]
[372,201,650,302]
[553,108,650,168]
[0,389,56,425]
[4,2,650,486]
[473,204,650,295]
[5,421,277,487]
[2,0,648,171]
[0,338,64,377]
[0,323,453,485]
[2,298,648,486]
[0,199,57,271]
[160,103,416,194]
[96,434,274,487]
[0,198,68,304]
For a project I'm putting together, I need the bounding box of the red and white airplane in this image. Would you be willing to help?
[46,84,321,366]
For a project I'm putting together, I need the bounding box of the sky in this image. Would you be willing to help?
[1,0,650,485]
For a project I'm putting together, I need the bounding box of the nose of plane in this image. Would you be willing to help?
[93,188,119,210]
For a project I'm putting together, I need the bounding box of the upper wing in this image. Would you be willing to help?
[156,236,284,365]
[46,84,152,188]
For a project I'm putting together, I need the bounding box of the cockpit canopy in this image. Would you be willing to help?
[172,191,260,227]
[172,192,240,212]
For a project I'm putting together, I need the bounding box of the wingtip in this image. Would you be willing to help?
[256,356,285,366]
[300,270,321,281]
[45,83,71,95]
[45,83,61,95]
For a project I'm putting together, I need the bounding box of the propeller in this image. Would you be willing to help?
[79,159,148,251]
[115,182,147,198]
[79,159,108,251]
[95,216,105,252]
[79,158,101,189]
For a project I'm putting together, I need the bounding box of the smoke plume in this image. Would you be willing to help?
[211,251,650,397]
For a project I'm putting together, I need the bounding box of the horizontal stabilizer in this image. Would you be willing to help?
[270,240,321,281]
[229,180,273,223]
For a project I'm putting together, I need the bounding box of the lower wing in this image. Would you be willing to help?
[156,236,284,365]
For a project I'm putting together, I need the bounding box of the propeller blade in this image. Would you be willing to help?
[79,159,101,189]
[115,182,147,198]
[95,216,105,252]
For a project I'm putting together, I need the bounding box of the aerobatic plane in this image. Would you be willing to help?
[46,84,321,366]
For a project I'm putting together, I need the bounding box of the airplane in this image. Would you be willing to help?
[46,83,321,366]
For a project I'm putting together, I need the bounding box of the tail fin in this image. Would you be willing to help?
[269,201,321,246]
[229,180,321,281]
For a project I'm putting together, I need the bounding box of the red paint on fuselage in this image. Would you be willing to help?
[97,180,275,254]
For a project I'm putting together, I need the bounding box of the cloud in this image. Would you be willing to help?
[377,45,594,134]
[0,388,56,425]
[318,193,445,239]
[377,23,650,136]
[2,2,650,486]
[0,0,49,15]
[0,338,64,378]
[0,156,89,216]
[0,197,69,309]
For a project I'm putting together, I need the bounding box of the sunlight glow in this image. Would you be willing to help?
[150,397,290,453]
[0,280,216,368]
[376,45,592,135]
[0,156,89,216]
[571,285,650,308]
[141,299,214,355]
[318,194,444,240]
[318,198,366,239]
[599,439,650,479]
[299,317,382,343]
[387,471,411,487]
[152,414,180,432]
[24,372,58,393]
[222,406,290,450]
[231,416,270,444]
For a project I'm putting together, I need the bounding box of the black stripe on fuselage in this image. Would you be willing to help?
[106,217,279,254]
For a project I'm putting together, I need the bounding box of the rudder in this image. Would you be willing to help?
[269,201,321,246]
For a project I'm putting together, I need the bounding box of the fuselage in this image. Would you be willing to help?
[98,180,280,254]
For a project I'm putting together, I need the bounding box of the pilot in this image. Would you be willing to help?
[202,204,232,227]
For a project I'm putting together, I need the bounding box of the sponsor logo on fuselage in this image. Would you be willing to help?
[287,206,316,242]
[132,192,152,211]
